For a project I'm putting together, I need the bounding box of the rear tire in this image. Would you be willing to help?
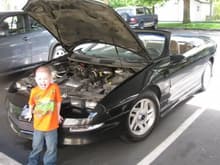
[152,23,157,30]
[201,61,212,91]
[122,91,159,142]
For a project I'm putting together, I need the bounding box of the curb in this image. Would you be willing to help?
[158,27,220,32]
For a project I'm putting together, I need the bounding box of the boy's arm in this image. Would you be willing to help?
[25,104,34,121]
[26,89,34,121]
[57,102,63,123]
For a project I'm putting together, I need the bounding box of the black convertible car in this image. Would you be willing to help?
[6,0,217,145]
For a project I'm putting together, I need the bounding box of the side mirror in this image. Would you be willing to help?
[0,22,9,37]
[0,30,7,37]
[170,55,186,64]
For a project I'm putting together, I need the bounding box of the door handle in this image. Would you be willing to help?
[23,36,29,41]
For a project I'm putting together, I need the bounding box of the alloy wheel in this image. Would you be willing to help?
[128,98,156,136]
[52,45,65,59]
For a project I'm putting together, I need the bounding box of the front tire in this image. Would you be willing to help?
[152,23,157,30]
[123,91,159,142]
[139,22,144,30]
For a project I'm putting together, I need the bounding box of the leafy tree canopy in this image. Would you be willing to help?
[109,0,168,8]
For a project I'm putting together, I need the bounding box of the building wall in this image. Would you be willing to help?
[155,0,210,22]
[191,0,210,21]
[0,0,27,11]
[155,0,183,22]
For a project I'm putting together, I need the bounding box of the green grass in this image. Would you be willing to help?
[158,22,220,30]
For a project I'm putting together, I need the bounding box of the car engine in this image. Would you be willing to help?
[14,59,137,110]
[54,60,135,102]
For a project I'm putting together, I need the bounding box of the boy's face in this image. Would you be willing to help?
[35,69,51,90]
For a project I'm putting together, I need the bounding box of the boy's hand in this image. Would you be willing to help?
[58,115,63,123]
[24,112,32,122]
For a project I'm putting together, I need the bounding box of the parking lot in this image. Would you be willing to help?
[0,29,220,165]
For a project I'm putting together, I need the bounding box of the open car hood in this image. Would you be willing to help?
[23,0,147,56]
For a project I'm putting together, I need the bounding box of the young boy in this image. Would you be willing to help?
[26,66,62,165]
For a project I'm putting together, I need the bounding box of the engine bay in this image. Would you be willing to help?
[13,57,142,110]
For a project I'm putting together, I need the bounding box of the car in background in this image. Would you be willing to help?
[6,0,216,145]
[0,11,65,76]
[115,6,158,29]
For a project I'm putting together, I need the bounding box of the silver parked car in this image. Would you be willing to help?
[0,11,65,76]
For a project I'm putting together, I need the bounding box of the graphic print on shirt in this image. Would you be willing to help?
[34,98,55,118]
[34,89,56,118]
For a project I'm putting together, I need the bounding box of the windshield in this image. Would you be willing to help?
[115,8,136,16]
[74,43,145,64]
[138,34,165,59]
[73,33,166,61]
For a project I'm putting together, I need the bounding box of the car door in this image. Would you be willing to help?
[26,16,55,63]
[0,13,31,73]
[167,40,201,102]
[143,7,154,27]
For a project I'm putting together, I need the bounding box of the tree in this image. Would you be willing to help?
[109,0,169,14]
[183,0,191,23]
[213,0,220,20]
[138,0,167,6]
[109,0,168,8]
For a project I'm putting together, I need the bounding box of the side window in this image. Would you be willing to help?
[0,21,9,36]
[136,8,145,15]
[29,17,43,31]
[170,37,195,56]
[145,8,150,15]
[138,34,165,59]
[3,15,25,35]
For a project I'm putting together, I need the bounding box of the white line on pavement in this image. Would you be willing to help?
[0,152,22,165]
[137,107,206,165]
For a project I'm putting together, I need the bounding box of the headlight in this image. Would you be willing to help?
[70,99,84,108]
[63,112,98,127]
[70,99,97,109]
[63,118,87,126]
[15,82,27,90]
[63,118,104,132]
[85,101,97,109]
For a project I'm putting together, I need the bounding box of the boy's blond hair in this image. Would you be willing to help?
[35,66,52,76]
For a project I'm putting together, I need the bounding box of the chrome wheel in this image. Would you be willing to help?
[201,61,212,91]
[128,98,157,136]
[52,45,65,59]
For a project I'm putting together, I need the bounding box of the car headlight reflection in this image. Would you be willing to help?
[70,99,97,109]
[15,82,27,90]
[70,99,84,108]
[85,101,97,109]
[63,118,88,126]
[63,113,103,132]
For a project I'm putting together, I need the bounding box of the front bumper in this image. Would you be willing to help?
[7,101,120,145]
[129,23,139,29]
[8,102,33,139]
[59,122,119,145]
[129,22,155,29]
